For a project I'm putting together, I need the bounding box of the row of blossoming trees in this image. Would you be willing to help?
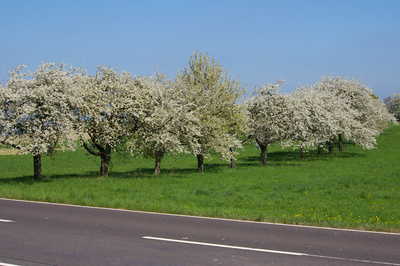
[0,52,396,181]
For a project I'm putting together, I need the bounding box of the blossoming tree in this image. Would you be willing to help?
[314,76,396,151]
[73,66,141,177]
[245,80,290,165]
[284,86,356,159]
[128,73,201,175]
[0,63,78,181]
[174,51,247,171]
[384,94,400,121]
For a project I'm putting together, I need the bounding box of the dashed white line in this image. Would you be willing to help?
[143,236,400,265]
[143,236,305,256]
[0,262,20,266]
[0,219,14,223]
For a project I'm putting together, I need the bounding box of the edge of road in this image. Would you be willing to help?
[1,197,399,236]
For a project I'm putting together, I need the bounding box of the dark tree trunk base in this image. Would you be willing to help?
[318,144,323,157]
[230,148,236,169]
[230,156,236,169]
[154,151,164,175]
[338,134,343,152]
[33,154,42,181]
[300,146,305,160]
[259,143,268,166]
[197,154,204,172]
[100,153,111,177]
[329,139,334,154]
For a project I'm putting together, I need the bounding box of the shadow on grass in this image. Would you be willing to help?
[240,148,365,165]
[0,173,89,184]
[108,163,233,179]
[241,149,305,164]
[0,176,36,184]
[0,147,366,183]
[0,167,221,183]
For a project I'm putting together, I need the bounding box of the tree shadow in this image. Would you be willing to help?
[0,146,366,183]
[108,163,231,178]
[0,176,36,184]
[0,173,91,184]
[239,148,365,165]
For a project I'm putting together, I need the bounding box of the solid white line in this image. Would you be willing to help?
[1,197,399,235]
[0,219,14,223]
[143,236,400,265]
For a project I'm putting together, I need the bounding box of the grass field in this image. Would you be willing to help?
[0,125,399,233]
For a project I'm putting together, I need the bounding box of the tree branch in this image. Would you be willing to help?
[241,134,253,144]
[0,139,21,150]
[81,139,102,157]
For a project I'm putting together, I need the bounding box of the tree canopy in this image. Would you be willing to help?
[384,94,400,121]
[73,66,144,177]
[174,51,247,171]
[0,63,79,180]
[245,80,290,165]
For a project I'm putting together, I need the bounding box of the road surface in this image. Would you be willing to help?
[0,198,399,265]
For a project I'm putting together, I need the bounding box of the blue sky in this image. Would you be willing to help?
[1,0,399,99]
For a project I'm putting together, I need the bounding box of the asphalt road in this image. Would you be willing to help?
[0,198,399,266]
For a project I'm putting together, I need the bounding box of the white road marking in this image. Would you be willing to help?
[143,236,305,256]
[0,262,20,266]
[0,219,14,223]
[143,236,400,265]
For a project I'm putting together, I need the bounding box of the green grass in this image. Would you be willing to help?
[1,126,399,233]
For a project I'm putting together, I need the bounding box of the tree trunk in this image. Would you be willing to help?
[154,151,164,175]
[329,139,334,154]
[300,146,305,160]
[259,143,268,166]
[33,154,42,181]
[197,154,204,172]
[100,152,111,177]
[317,144,323,157]
[230,148,236,169]
[230,156,236,169]
[338,134,343,151]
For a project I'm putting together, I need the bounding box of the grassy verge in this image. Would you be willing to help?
[0,126,399,232]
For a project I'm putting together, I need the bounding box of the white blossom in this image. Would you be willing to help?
[0,63,79,180]
[127,72,202,174]
[174,51,248,171]
[245,80,290,165]
[73,65,141,177]
[384,93,400,121]
[314,75,396,149]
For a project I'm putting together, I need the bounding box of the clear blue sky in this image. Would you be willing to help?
[1,0,399,99]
